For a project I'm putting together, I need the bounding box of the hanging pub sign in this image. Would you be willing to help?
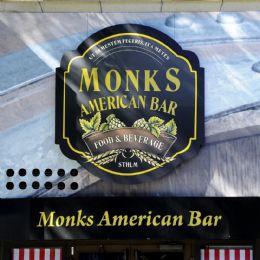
[55,24,204,183]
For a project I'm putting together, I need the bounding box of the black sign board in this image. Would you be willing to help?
[0,198,260,240]
[56,24,204,183]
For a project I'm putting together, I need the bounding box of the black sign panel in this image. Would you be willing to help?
[1,198,260,240]
[56,24,204,183]
[34,197,228,240]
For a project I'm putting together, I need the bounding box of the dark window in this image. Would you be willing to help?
[79,253,126,260]
[137,252,183,260]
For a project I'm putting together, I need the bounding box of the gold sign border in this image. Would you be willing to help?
[63,33,198,176]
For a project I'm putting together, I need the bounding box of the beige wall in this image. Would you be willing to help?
[0,0,260,12]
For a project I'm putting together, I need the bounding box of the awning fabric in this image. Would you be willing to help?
[12,248,62,260]
[201,249,253,260]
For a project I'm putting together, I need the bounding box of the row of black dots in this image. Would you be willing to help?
[6,181,79,190]
[6,169,78,177]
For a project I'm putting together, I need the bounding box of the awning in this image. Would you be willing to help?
[201,249,253,260]
[12,248,62,260]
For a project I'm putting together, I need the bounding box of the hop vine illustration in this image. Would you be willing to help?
[133,118,150,130]
[79,112,101,136]
[79,113,177,166]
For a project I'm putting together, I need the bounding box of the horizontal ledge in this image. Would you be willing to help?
[162,0,222,12]
[206,108,260,144]
[221,0,260,11]
[1,0,260,12]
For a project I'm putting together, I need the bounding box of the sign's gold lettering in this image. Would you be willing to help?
[188,211,223,227]
[80,68,100,92]
[144,70,160,92]
[165,67,180,92]
[105,69,122,92]
[79,67,181,93]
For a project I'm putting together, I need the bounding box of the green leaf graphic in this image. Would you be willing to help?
[148,116,164,127]
[150,125,161,138]
[100,122,109,132]
[91,112,101,131]
[165,119,177,136]
[79,119,93,135]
